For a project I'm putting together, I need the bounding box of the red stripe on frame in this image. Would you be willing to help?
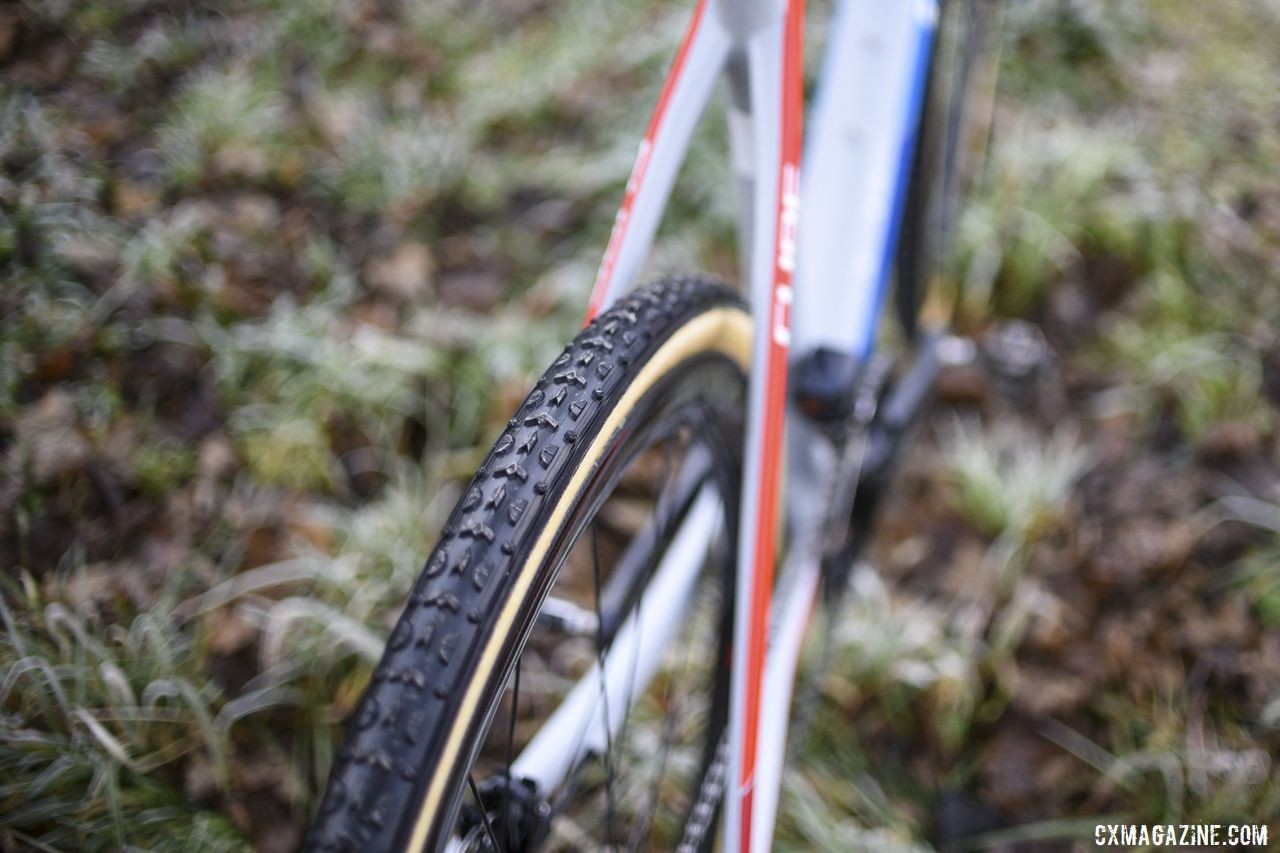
[739,786,755,850]
[583,0,708,326]
[737,1,806,850]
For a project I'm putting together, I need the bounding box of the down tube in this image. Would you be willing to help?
[723,1,805,851]
[789,0,938,360]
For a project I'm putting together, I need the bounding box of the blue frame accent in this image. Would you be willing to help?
[855,8,938,359]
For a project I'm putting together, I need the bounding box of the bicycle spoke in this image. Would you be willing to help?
[468,774,500,852]
[504,659,520,851]
[590,519,618,846]
[636,465,726,848]
[597,446,711,646]
[628,604,701,849]
[610,436,678,848]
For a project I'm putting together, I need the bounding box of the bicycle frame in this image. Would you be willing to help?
[562,0,939,849]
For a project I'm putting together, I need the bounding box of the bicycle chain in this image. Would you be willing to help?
[676,734,730,853]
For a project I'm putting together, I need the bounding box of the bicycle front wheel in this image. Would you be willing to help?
[308,277,752,851]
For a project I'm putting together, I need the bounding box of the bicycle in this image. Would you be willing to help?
[307,0,1003,849]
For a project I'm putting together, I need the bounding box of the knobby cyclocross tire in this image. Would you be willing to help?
[307,277,752,852]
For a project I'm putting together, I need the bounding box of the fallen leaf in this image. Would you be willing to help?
[16,389,90,485]
[365,241,434,303]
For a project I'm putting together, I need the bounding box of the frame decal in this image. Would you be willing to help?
[583,0,710,325]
